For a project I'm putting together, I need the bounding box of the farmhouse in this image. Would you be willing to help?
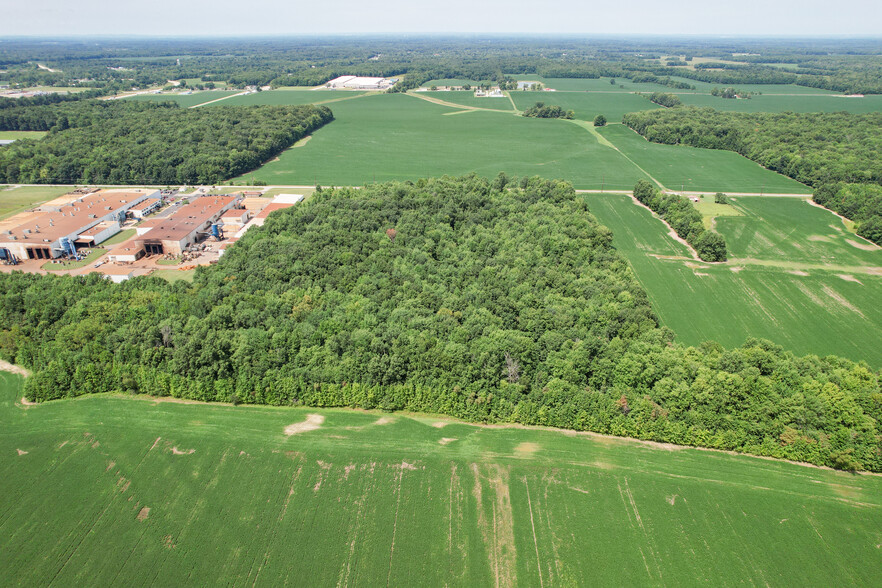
[0,189,157,261]
[134,195,241,256]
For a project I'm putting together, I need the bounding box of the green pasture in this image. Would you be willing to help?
[584,194,882,366]
[511,91,661,121]
[0,131,47,141]
[2,371,881,586]
[423,78,496,88]
[0,185,72,220]
[513,76,687,93]
[718,196,881,266]
[417,90,515,111]
[678,93,882,113]
[215,89,366,107]
[598,125,812,194]
[126,91,239,108]
[246,93,649,190]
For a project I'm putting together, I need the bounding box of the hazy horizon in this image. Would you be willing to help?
[3,0,881,38]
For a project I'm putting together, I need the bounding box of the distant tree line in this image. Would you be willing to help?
[0,100,333,184]
[0,175,878,471]
[522,102,574,119]
[633,180,728,261]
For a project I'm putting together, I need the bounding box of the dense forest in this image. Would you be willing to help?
[632,180,728,261]
[0,176,878,471]
[522,102,575,119]
[0,101,333,184]
[813,183,882,244]
[622,108,882,243]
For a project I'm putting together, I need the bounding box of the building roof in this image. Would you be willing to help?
[137,195,239,242]
[0,189,150,245]
[78,221,118,239]
[254,202,296,220]
[129,197,161,212]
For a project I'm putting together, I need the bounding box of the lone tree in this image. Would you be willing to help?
[593,114,607,127]
[714,192,728,204]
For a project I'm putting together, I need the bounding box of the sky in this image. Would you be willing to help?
[2,0,881,37]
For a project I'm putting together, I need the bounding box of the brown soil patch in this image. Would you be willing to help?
[374,416,394,425]
[807,235,833,242]
[106,460,116,471]
[284,414,324,435]
[171,446,195,455]
[439,437,458,445]
[400,461,418,470]
[514,442,540,455]
[150,396,203,405]
[837,274,863,284]
[471,463,516,587]
[16,449,28,456]
[787,270,810,276]
[0,360,30,377]
[137,507,150,521]
[666,494,678,506]
[730,266,744,273]
[431,421,449,428]
[845,238,878,251]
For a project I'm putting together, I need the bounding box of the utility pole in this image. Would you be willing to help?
[601,174,605,193]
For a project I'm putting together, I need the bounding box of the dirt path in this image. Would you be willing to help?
[190,91,249,108]
[406,91,510,114]
[0,359,30,377]
[566,120,667,190]
[806,199,881,250]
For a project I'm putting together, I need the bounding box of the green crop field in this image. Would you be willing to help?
[511,91,661,121]
[584,194,882,366]
[416,90,515,111]
[2,371,881,586]
[678,93,882,113]
[718,196,881,266]
[125,91,239,107]
[598,125,812,194]
[215,89,366,107]
[245,93,650,190]
[0,185,72,220]
[0,131,47,141]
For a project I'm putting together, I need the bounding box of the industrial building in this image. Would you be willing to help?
[325,76,396,90]
[128,197,162,219]
[133,195,241,256]
[0,189,158,262]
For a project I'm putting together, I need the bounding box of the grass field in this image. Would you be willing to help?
[215,89,366,107]
[2,371,881,586]
[678,93,882,113]
[42,248,106,271]
[151,268,196,282]
[245,93,651,190]
[598,125,812,194]
[0,131,47,141]
[584,194,882,366]
[417,91,515,111]
[511,91,661,122]
[0,185,72,220]
[100,229,137,247]
[125,91,239,108]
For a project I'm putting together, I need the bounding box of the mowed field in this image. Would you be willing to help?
[417,91,515,111]
[678,93,882,114]
[0,185,73,220]
[215,89,367,107]
[245,93,651,190]
[3,372,882,586]
[0,131,48,141]
[510,91,662,122]
[125,91,239,108]
[584,194,882,366]
[598,125,812,194]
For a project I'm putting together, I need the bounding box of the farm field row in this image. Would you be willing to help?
[125,90,240,107]
[241,93,809,193]
[584,194,882,366]
[2,371,881,586]
[510,76,840,95]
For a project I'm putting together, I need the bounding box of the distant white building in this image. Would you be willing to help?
[325,76,395,90]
